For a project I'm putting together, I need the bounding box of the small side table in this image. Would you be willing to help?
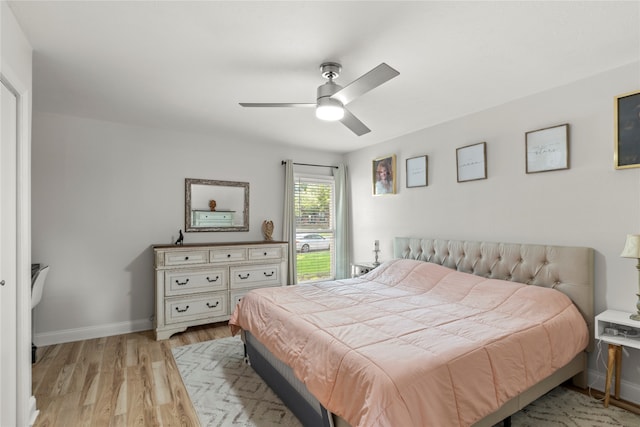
[594,309,640,407]
[351,262,379,278]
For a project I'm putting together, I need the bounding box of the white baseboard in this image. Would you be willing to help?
[588,368,640,405]
[34,318,153,346]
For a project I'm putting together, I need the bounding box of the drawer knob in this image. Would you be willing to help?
[264,252,267,256]
[227,254,231,258]
[238,273,250,280]
[264,271,274,277]
[206,301,219,309]
[175,278,190,286]
[175,305,189,313]
[206,276,219,283]
[184,256,189,260]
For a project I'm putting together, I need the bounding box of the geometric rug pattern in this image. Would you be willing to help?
[173,336,640,427]
[509,386,640,427]
[172,335,301,427]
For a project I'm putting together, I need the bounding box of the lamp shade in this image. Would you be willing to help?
[621,234,640,258]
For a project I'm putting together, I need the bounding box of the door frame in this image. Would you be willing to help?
[1,65,36,425]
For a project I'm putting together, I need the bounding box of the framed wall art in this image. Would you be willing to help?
[373,154,396,195]
[614,90,640,169]
[525,123,569,173]
[406,155,428,188]
[456,142,486,182]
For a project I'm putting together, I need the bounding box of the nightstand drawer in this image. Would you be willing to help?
[164,250,209,266]
[165,268,227,296]
[230,264,281,289]
[351,262,379,278]
[165,293,227,324]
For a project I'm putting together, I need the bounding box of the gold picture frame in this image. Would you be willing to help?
[373,154,396,195]
[614,90,640,169]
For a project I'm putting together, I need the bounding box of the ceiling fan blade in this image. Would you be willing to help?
[340,109,371,136]
[239,103,315,108]
[331,63,399,105]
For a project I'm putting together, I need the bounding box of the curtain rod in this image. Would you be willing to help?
[281,160,338,169]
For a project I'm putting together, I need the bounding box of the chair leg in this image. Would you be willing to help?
[32,342,37,364]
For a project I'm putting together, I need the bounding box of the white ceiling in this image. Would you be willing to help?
[8,1,640,153]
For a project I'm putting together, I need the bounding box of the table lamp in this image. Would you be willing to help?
[620,234,640,321]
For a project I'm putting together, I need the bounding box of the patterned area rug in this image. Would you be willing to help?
[173,336,640,427]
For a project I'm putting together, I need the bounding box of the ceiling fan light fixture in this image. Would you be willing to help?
[316,97,344,121]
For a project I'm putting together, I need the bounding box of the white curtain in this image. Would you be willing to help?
[333,164,351,279]
[282,160,297,284]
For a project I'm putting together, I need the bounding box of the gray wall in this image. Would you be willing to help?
[346,62,640,403]
[31,113,343,343]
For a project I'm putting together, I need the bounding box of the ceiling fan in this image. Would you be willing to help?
[239,62,400,136]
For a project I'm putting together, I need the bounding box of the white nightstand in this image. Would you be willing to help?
[351,262,379,278]
[594,309,640,407]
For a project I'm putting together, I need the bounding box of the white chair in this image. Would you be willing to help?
[31,265,49,308]
[31,265,49,363]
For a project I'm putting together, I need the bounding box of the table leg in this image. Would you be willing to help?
[614,344,622,400]
[604,344,617,408]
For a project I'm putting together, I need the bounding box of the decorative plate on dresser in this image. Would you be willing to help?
[153,241,288,340]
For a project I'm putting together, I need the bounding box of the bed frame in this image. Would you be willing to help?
[243,237,594,427]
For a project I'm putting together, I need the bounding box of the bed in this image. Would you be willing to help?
[229,237,594,427]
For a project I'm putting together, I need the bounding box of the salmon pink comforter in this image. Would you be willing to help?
[229,259,589,427]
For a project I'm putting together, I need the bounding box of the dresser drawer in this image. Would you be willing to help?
[164,250,209,266]
[248,246,283,261]
[165,268,227,296]
[165,293,227,324]
[210,248,247,263]
[230,285,279,313]
[230,264,281,289]
[230,290,246,313]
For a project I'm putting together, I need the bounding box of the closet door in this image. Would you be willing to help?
[0,78,19,427]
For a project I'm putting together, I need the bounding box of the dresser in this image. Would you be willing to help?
[153,241,288,340]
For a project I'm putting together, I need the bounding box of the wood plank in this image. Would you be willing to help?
[33,323,229,427]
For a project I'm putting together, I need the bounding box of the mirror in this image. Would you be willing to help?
[185,178,249,232]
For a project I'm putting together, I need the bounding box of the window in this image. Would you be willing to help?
[294,174,335,283]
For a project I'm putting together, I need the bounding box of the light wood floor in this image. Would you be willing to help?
[31,322,640,426]
[32,322,231,427]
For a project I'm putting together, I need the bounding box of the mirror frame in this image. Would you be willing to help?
[185,178,249,232]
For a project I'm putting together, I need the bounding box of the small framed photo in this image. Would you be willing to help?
[456,142,486,182]
[614,90,640,169]
[406,155,428,188]
[525,124,569,173]
[373,154,396,195]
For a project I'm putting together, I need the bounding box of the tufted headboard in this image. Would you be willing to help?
[393,237,595,351]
